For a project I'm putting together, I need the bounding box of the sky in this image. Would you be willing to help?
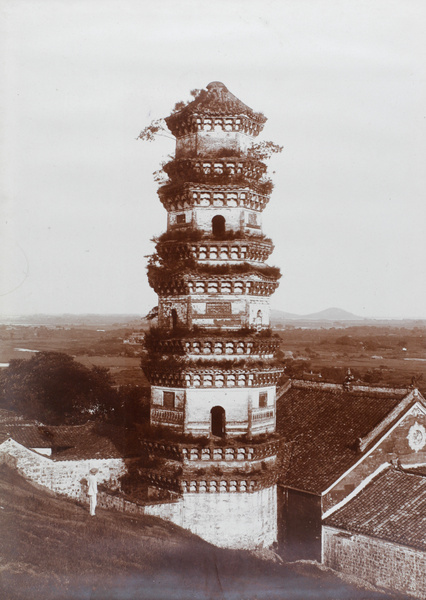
[1,0,425,319]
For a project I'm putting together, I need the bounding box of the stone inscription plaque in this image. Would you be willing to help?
[206,302,232,316]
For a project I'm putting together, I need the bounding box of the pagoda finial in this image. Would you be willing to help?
[206,81,228,91]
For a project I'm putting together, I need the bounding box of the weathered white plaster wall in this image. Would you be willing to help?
[0,438,125,500]
[185,386,275,436]
[98,484,277,549]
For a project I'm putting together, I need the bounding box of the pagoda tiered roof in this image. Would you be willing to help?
[165,82,266,138]
[149,270,280,297]
[146,335,280,358]
[144,364,284,388]
[162,157,268,187]
[158,182,271,212]
[156,238,274,264]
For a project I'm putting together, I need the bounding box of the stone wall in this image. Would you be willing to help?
[323,525,426,600]
[0,438,126,501]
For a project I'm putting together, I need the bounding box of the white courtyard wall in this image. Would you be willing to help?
[0,438,125,500]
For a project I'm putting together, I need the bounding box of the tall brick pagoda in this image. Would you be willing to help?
[141,82,283,548]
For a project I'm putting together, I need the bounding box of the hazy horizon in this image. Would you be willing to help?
[2,306,426,322]
[1,1,425,319]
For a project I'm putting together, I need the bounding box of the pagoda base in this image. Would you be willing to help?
[144,485,277,550]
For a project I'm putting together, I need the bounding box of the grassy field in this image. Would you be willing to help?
[0,466,394,600]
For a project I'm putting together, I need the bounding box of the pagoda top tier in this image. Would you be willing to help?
[166,82,267,142]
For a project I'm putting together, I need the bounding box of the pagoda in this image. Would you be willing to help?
[141,82,283,549]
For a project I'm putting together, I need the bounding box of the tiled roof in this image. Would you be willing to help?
[0,425,52,448]
[50,423,141,460]
[0,421,141,460]
[277,381,413,494]
[166,82,266,125]
[324,467,426,551]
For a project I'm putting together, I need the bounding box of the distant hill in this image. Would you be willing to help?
[272,307,363,323]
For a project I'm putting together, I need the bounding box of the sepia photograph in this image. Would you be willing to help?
[1,1,426,598]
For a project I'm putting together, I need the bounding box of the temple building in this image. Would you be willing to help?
[141,82,283,548]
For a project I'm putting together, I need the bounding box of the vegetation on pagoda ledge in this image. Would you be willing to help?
[167,86,267,124]
[163,157,267,177]
[137,422,280,447]
[153,229,273,244]
[197,262,281,278]
[144,325,278,348]
[141,353,283,375]
[158,159,274,196]
[146,253,282,287]
[154,237,274,263]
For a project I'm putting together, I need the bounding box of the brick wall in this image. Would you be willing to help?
[0,438,126,501]
[323,525,426,599]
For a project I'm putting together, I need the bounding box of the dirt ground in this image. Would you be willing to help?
[0,466,397,600]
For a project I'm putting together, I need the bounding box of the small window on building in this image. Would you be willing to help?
[163,391,175,408]
[259,392,268,408]
[248,213,258,226]
[176,213,186,224]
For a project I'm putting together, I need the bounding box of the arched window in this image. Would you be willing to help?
[171,309,178,330]
[211,406,225,437]
[212,215,226,236]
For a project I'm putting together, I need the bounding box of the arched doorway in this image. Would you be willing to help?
[211,406,225,437]
[171,309,178,330]
[212,215,225,237]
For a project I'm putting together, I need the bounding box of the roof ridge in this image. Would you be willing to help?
[290,379,408,396]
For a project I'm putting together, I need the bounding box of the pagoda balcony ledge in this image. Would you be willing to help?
[158,184,271,211]
[151,407,184,426]
[146,472,278,494]
[141,439,280,462]
[251,407,275,422]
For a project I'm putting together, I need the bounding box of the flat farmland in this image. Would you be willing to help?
[0,325,148,386]
[1,321,425,392]
[277,324,426,392]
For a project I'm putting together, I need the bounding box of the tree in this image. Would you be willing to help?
[0,352,120,425]
[112,385,150,429]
